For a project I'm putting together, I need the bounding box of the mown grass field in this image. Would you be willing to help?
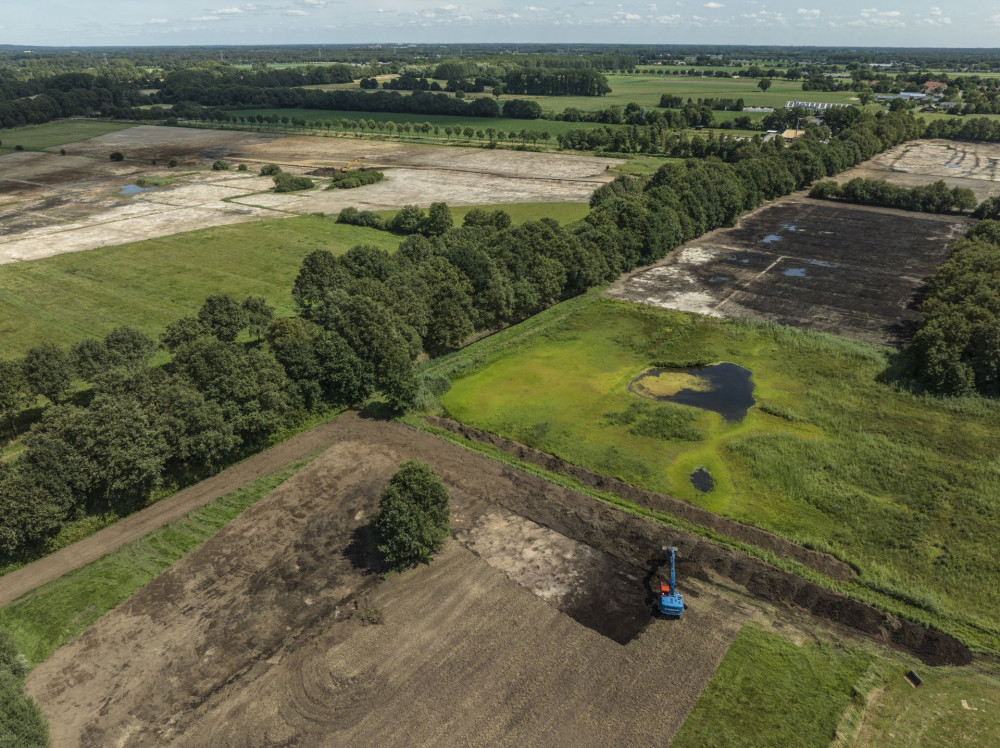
[428,294,1000,652]
[674,625,875,748]
[0,201,582,360]
[0,120,136,152]
[0,459,307,666]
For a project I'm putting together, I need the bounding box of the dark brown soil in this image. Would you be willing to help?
[426,415,856,582]
[606,198,975,346]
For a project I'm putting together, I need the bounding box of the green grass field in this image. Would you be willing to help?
[674,626,875,748]
[0,120,136,152]
[429,294,1000,652]
[0,202,587,360]
[0,458,308,666]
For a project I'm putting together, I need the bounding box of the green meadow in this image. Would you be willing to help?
[429,294,1000,652]
[0,120,136,152]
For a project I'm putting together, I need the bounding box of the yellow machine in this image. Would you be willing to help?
[340,158,363,172]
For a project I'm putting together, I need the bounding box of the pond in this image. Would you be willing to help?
[118,184,155,196]
[689,467,714,493]
[628,362,755,422]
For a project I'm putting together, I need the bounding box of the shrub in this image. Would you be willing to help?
[325,170,385,190]
[388,204,424,234]
[371,461,450,571]
[237,163,248,172]
[15,145,25,152]
[109,151,123,161]
[59,149,66,156]
[212,159,230,171]
[259,163,282,176]
[0,630,47,747]
[336,206,384,229]
[273,173,315,193]
[168,159,178,167]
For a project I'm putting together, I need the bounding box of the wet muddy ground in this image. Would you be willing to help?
[606,197,974,346]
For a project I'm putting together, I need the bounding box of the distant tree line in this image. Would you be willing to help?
[159,65,363,101]
[500,68,610,96]
[659,95,745,111]
[809,178,978,214]
[923,117,1000,143]
[0,70,141,128]
[906,220,1000,397]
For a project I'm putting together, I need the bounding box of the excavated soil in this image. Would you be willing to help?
[0,125,619,263]
[606,197,974,346]
[27,414,746,747]
[840,139,1000,200]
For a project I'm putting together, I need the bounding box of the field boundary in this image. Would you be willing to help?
[426,415,856,581]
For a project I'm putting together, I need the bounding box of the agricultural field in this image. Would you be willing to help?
[0,123,617,265]
[0,120,136,153]
[607,196,974,345]
[839,138,1000,200]
[431,294,1000,653]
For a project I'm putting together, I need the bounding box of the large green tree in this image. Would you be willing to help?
[22,343,75,404]
[371,461,450,570]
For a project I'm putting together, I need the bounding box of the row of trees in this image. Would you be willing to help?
[809,178,978,215]
[501,68,610,97]
[907,221,1000,396]
[659,95,745,111]
[923,117,1000,143]
[0,287,429,558]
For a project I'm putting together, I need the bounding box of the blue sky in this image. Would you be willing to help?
[2,1,999,48]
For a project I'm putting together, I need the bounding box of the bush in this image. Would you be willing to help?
[237,163,248,172]
[388,204,424,234]
[273,173,315,192]
[168,159,178,167]
[0,630,47,747]
[336,206,384,229]
[260,163,282,176]
[325,170,385,190]
[109,151,123,161]
[212,159,230,171]
[371,461,450,571]
[15,145,25,152]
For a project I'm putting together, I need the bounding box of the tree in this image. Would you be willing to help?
[212,159,230,171]
[22,343,75,404]
[371,461,450,570]
[758,78,772,92]
[198,294,248,343]
[420,202,453,237]
[0,359,30,435]
[161,316,208,352]
[242,296,274,341]
[389,204,425,235]
[103,326,156,370]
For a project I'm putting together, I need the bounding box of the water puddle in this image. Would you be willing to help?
[690,467,714,493]
[783,267,808,277]
[707,275,732,283]
[761,234,782,244]
[779,224,798,231]
[726,255,751,264]
[806,260,840,269]
[119,184,155,195]
[629,362,755,422]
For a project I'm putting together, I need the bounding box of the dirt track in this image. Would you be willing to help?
[0,418,352,608]
[27,414,748,747]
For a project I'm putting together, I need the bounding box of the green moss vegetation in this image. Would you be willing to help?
[0,458,307,667]
[0,120,136,152]
[0,216,399,359]
[429,294,1000,652]
[674,626,875,748]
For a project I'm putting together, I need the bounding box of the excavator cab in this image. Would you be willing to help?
[658,547,685,617]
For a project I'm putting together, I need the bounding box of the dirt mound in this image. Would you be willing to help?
[426,416,856,582]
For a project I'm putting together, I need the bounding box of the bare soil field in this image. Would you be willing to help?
[26,414,745,747]
[840,139,1000,199]
[606,197,974,345]
[0,125,618,263]
[24,414,970,746]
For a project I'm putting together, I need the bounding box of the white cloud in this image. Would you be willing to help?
[148,17,168,24]
[285,9,308,15]
[440,3,458,9]
[525,5,548,10]
[190,15,221,21]
[929,6,942,15]
[703,1,724,7]
[650,13,681,23]
[215,7,243,13]
[302,0,325,5]
[796,8,820,15]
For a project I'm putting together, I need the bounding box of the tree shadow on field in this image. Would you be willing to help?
[357,400,397,421]
[343,525,387,575]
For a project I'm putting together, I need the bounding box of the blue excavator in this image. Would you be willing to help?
[658,546,685,617]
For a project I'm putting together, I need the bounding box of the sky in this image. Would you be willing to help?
[2,1,1000,48]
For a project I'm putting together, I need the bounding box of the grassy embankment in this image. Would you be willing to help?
[0,202,583,360]
[425,294,1000,653]
[0,458,309,666]
[0,120,136,152]
[675,624,1000,748]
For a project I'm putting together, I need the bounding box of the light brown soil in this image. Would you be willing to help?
[26,414,746,747]
[839,139,1000,200]
[0,126,618,263]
